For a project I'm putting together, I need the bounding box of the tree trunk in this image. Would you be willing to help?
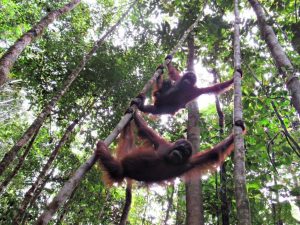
[0,125,41,194]
[55,185,80,225]
[0,0,134,177]
[98,189,111,220]
[233,1,252,225]
[16,97,99,221]
[164,185,175,225]
[21,169,55,225]
[248,65,300,157]
[0,0,81,86]
[33,3,202,222]
[119,182,132,225]
[270,101,300,154]
[13,119,80,224]
[271,147,282,225]
[215,173,220,225]
[248,0,300,116]
[220,163,230,225]
[141,193,149,225]
[175,184,186,225]
[212,69,230,225]
[185,34,204,225]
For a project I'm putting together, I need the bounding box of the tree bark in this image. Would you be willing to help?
[233,1,252,225]
[13,119,80,224]
[119,182,132,225]
[248,0,300,116]
[270,101,300,153]
[0,0,81,86]
[212,69,230,225]
[164,185,175,225]
[16,97,99,221]
[98,189,110,220]
[185,34,204,225]
[175,184,185,225]
[0,0,135,177]
[33,4,201,222]
[55,185,80,225]
[21,169,55,225]
[0,125,41,194]
[215,174,220,225]
[248,65,300,157]
[220,163,230,225]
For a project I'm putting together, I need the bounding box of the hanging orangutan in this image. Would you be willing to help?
[95,113,245,184]
[132,55,242,115]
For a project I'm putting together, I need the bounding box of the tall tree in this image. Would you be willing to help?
[164,185,175,225]
[233,0,252,224]
[119,182,132,225]
[212,69,230,225]
[0,125,41,194]
[21,168,55,224]
[13,117,80,224]
[0,0,81,86]
[248,0,300,116]
[13,95,98,223]
[0,0,137,177]
[185,34,205,225]
[33,13,201,224]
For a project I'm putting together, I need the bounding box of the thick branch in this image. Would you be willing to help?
[0,0,136,177]
[248,0,300,115]
[233,1,252,224]
[0,0,81,86]
[34,4,201,223]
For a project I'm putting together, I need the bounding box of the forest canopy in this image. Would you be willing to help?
[0,0,299,224]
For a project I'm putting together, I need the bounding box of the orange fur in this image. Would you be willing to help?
[183,143,234,181]
[116,122,134,159]
[183,130,246,181]
[96,113,245,185]
[166,61,181,82]
[96,141,123,186]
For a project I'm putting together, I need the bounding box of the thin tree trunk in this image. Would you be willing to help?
[248,0,300,116]
[55,185,80,225]
[0,0,136,177]
[98,189,111,220]
[291,166,300,213]
[175,184,186,225]
[164,185,175,225]
[169,7,205,57]
[220,163,230,225]
[185,34,204,225]
[34,90,134,225]
[213,70,222,225]
[34,9,199,224]
[0,0,81,86]
[273,173,283,225]
[119,115,135,225]
[233,1,252,225]
[21,169,55,225]
[0,125,41,194]
[268,136,283,225]
[215,173,220,225]
[270,101,300,153]
[248,65,300,157]
[16,97,98,222]
[141,193,149,225]
[13,118,80,224]
[119,182,132,225]
[212,69,230,225]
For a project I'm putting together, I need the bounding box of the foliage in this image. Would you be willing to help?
[0,0,299,224]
